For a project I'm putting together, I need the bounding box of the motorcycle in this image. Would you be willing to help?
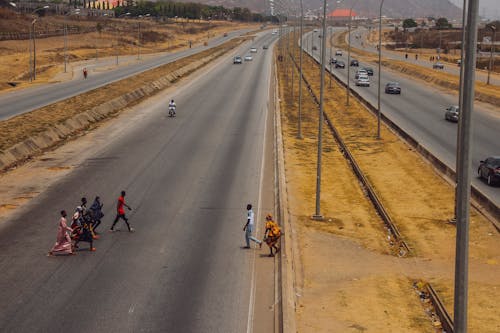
[168,105,176,117]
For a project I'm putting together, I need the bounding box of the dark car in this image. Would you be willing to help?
[233,56,242,64]
[385,82,401,94]
[444,105,459,122]
[478,156,500,185]
[330,58,338,64]
[350,59,359,66]
[363,67,374,76]
[335,60,346,68]
[312,45,317,51]
[263,45,269,49]
[433,62,444,69]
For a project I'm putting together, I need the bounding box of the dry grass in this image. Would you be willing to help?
[279,37,500,332]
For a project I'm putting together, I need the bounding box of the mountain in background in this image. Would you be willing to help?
[172,0,462,20]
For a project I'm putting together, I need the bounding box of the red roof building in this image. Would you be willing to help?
[327,9,358,19]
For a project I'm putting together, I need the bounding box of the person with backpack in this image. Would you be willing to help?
[263,214,281,257]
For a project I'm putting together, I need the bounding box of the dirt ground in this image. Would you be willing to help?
[0,15,257,91]
[277,39,500,332]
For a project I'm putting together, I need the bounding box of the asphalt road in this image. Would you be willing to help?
[0,32,278,332]
[0,29,250,121]
[304,29,500,206]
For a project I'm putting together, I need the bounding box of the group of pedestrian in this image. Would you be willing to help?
[429,55,440,62]
[48,191,133,256]
[243,204,282,257]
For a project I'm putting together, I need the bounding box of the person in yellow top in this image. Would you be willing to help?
[263,214,281,257]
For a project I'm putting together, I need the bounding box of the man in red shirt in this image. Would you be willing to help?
[110,190,134,232]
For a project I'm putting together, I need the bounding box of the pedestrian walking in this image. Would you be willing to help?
[48,210,74,256]
[263,214,281,257]
[90,196,104,233]
[110,190,134,232]
[83,68,88,79]
[243,204,262,249]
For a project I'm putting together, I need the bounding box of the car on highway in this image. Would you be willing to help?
[244,55,253,61]
[355,69,368,79]
[312,45,317,50]
[335,61,346,68]
[263,45,268,49]
[330,58,338,64]
[313,29,319,32]
[350,59,359,67]
[335,50,342,56]
[363,67,374,76]
[478,156,500,185]
[250,47,257,53]
[433,62,444,69]
[385,82,401,94]
[444,105,459,122]
[355,76,370,87]
[272,30,278,34]
[457,59,461,67]
[233,56,242,64]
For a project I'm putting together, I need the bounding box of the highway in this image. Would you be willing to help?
[0,32,278,332]
[0,29,249,121]
[304,29,499,206]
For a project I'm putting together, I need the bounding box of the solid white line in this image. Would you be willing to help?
[246,79,271,333]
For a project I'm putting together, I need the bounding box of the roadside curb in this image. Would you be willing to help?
[0,46,236,173]
[274,58,297,332]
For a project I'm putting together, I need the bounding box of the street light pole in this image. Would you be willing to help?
[30,5,49,81]
[313,0,328,220]
[346,0,359,106]
[297,0,304,139]
[377,0,385,139]
[487,25,496,85]
[453,0,480,332]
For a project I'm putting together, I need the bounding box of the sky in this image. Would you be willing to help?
[449,0,500,20]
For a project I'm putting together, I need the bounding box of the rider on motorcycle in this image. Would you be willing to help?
[169,99,176,116]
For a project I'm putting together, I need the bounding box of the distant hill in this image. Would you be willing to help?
[171,0,462,20]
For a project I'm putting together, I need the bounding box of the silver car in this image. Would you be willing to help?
[444,105,459,122]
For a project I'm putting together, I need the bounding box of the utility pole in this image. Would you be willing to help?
[487,25,496,85]
[297,0,304,139]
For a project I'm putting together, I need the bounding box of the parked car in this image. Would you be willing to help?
[444,105,459,122]
[335,61,346,68]
[478,156,500,185]
[335,50,342,56]
[385,82,401,94]
[244,55,253,61]
[330,58,338,64]
[363,67,374,76]
[350,59,359,66]
[433,62,444,69]
[250,47,257,53]
[355,76,370,87]
[233,56,242,64]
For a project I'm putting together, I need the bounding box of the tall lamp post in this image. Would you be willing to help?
[346,0,359,106]
[313,0,328,220]
[30,5,49,81]
[487,24,496,85]
[64,8,80,73]
[377,0,385,139]
[297,0,304,139]
[137,14,151,60]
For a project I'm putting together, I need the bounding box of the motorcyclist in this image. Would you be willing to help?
[168,99,176,116]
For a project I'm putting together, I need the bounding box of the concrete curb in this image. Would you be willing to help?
[274,60,297,332]
[0,48,229,173]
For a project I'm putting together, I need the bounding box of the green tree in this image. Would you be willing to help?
[436,17,450,29]
[402,18,417,29]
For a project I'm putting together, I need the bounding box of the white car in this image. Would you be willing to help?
[250,47,257,53]
[335,50,342,56]
[244,55,253,61]
[355,69,368,79]
[355,75,370,87]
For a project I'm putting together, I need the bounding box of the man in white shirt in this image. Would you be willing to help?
[243,204,262,249]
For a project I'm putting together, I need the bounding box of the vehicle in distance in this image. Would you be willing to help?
[350,59,359,66]
[330,58,338,64]
[478,156,500,185]
[223,32,228,37]
[313,29,319,32]
[233,56,242,64]
[335,50,342,56]
[312,45,317,50]
[355,76,370,87]
[263,45,268,49]
[433,62,444,69]
[244,55,253,61]
[363,67,374,76]
[385,82,401,94]
[272,30,277,35]
[250,47,257,53]
[335,61,346,68]
[355,69,368,79]
[444,105,459,122]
